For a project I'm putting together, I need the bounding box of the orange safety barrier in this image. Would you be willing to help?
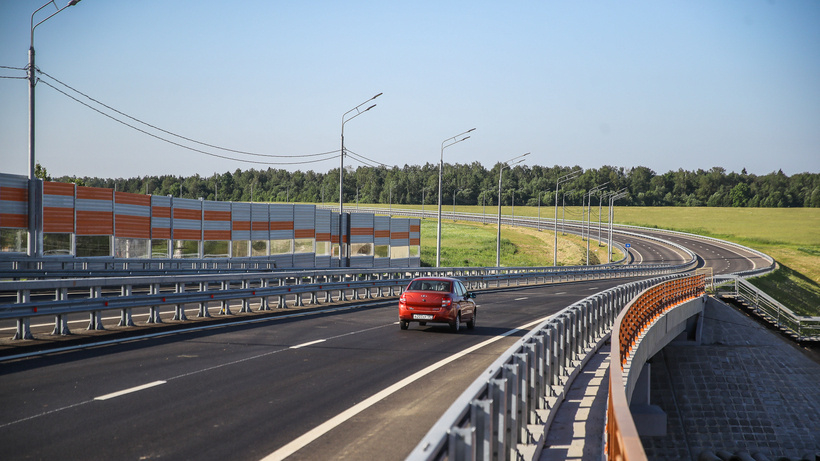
[618,275,704,369]
[607,274,705,461]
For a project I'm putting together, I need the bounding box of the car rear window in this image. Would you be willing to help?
[408,280,452,292]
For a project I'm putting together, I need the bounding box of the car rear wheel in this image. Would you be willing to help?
[400,320,409,330]
[467,309,476,330]
[450,312,461,332]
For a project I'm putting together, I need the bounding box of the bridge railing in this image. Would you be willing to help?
[407,273,697,461]
[607,274,706,461]
[714,275,820,342]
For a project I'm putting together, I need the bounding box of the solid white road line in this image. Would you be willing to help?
[260,316,553,461]
[290,339,327,349]
[94,381,166,401]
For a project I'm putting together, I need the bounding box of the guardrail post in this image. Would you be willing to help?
[470,398,494,461]
[565,312,576,366]
[502,363,521,456]
[553,319,566,380]
[339,278,348,301]
[148,283,163,323]
[489,378,509,461]
[352,276,361,300]
[13,289,34,340]
[530,334,548,412]
[543,326,555,398]
[324,280,333,303]
[448,426,476,461]
[119,285,135,326]
[294,277,305,307]
[220,281,233,315]
[522,342,541,424]
[239,280,252,313]
[87,286,104,330]
[260,279,271,311]
[173,283,189,320]
[309,279,319,305]
[197,282,211,318]
[513,352,532,443]
[277,279,287,308]
[52,287,71,336]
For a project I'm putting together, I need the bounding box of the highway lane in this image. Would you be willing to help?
[0,278,646,461]
[632,229,766,275]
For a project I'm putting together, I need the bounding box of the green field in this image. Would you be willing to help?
[419,219,615,268]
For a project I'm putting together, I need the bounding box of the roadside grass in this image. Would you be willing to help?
[748,264,820,317]
[418,219,614,268]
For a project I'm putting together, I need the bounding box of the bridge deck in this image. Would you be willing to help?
[540,298,820,460]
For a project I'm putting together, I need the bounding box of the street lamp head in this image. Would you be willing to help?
[364,104,376,112]
[372,93,383,100]
[67,0,81,6]
[467,128,476,133]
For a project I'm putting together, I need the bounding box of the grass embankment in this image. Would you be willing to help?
[418,219,614,268]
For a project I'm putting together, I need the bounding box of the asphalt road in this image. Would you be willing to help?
[0,228,764,460]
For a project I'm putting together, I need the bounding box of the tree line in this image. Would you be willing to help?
[43,163,820,208]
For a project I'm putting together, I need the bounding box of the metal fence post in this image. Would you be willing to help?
[448,426,476,461]
[119,284,135,326]
[489,378,509,461]
[471,398,494,461]
[197,281,211,317]
[174,282,189,320]
[14,289,33,340]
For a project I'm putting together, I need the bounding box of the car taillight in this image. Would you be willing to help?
[399,295,406,303]
[441,296,452,307]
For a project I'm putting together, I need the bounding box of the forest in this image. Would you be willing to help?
[42,163,820,208]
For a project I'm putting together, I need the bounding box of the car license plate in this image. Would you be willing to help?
[413,314,433,320]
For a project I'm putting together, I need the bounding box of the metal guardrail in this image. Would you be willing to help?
[407,274,692,461]
[0,255,281,278]
[2,257,698,341]
[714,275,820,342]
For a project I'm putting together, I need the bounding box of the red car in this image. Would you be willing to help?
[398,277,477,332]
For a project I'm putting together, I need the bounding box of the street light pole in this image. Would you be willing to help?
[585,183,608,265]
[436,128,475,267]
[496,153,529,267]
[339,92,381,267]
[553,169,581,266]
[452,187,462,222]
[422,187,427,218]
[389,183,395,216]
[27,0,81,257]
[608,189,627,263]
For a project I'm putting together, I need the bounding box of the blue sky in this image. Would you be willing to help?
[1,0,818,179]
